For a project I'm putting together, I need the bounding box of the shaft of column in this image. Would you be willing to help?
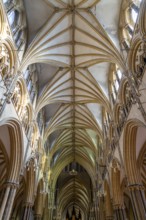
[22,203,32,220]
[43,207,49,220]
[114,205,127,220]
[0,183,17,220]
[128,185,146,220]
[34,214,42,220]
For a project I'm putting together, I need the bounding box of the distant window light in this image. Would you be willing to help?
[131,8,138,23]
[115,80,119,90]
[111,85,116,100]
[8,10,15,26]
[127,25,133,36]
[3,0,12,4]
[117,69,122,79]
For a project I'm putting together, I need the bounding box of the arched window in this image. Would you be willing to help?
[23,65,38,104]
[24,68,33,85]
[131,7,138,23]
[110,65,122,103]
[3,0,13,9]
[8,10,15,26]
[8,10,19,34]
[14,30,23,48]
[6,9,25,50]
[121,1,141,51]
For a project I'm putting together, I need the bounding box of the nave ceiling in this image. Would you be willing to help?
[0,0,146,218]
[3,0,129,217]
[21,0,125,216]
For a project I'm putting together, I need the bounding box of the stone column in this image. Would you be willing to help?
[98,196,105,220]
[22,203,33,220]
[43,207,49,220]
[128,184,146,220]
[34,191,46,220]
[111,165,127,220]
[104,184,113,220]
[114,205,127,220]
[0,182,18,220]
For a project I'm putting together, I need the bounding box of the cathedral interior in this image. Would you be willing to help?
[0,0,146,219]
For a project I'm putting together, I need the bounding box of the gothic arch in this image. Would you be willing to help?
[0,118,23,182]
[2,37,19,73]
[139,0,146,35]
[128,38,142,73]
[137,141,146,195]
[123,119,145,184]
[10,176,26,219]
[0,139,9,193]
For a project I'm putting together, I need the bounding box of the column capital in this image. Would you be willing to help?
[127,183,145,191]
[5,181,19,189]
[113,204,125,210]
[23,202,33,207]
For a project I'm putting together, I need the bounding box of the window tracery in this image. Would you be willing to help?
[3,0,13,10]
[24,65,38,104]
[110,65,122,104]
[0,1,146,218]
[116,81,135,136]
[3,1,26,51]
[120,0,142,52]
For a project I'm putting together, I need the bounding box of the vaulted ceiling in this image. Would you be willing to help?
[22,0,124,218]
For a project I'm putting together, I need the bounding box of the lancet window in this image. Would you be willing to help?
[3,0,13,9]
[3,1,25,50]
[24,66,38,104]
[122,0,142,51]
[110,65,122,104]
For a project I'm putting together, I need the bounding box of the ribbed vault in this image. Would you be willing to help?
[21,0,125,218]
[55,162,92,219]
